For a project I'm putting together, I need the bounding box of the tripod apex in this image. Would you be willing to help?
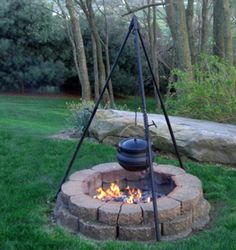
[129,15,139,31]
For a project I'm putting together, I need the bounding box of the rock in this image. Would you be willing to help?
[61,181,87,206]
[153,164,186,176]
[140,197,181,223]
[161,229,192,241]
[69,195,104,221]
[79,219,117,240]
[192,215,210,230]
[162,212,192,236]
[193,199,211,223]
[172,173,202,189]
[118,204,143,226]
[56,207,79,233]
[98,201,121,225]
[89,109,236,164]
[168,186,202,212]
[118,224,156,241]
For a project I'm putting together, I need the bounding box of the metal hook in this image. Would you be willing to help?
[148,120,157,128]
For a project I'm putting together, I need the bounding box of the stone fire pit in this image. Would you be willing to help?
[54,163,210,241]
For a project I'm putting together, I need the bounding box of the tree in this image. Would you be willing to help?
[91,33,99,101]
[200,0,209,54]
[122,0,163,108]
[77,0,110,104]
[186,0,195,64]
[96,0,115,106]
[0,0,68,93]
[56,0,82,95]
[65,0,91,100]
[213,0,233,64]
[165,0,192,74]
[147,0,161,108]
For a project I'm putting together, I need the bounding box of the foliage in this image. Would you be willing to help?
[0,95,236,249]
[166,55,236,123]
[0,0,73,93]
[115,96,158,113]
[67,100,95,134]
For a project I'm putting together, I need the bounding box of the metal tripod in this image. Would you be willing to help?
[55,15,184,241]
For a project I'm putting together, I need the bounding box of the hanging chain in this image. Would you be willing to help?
[134,83,138,127]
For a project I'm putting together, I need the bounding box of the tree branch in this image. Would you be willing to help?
[122,2,165,17]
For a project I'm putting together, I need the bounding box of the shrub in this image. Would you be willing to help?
[67,100,95,134]
[166,55,236,124]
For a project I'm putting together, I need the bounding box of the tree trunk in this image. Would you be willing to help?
[105,40,115,107]
[165,1,177,47]
[151,0,160,109]
[103,0,115,107]
[147,0,153,54]
[79,0,110,104]
[92,34,99,101]
[223,0,233,65]
[213,0,225,59]
[200,0,209,54]
[65,0,91,100]
[213,0,233,64]
[186,0,195,64]
[57,0,82,87]
[166,0,192,74]
[146,0,160,109]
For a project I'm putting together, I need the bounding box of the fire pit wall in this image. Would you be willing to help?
[54,163,210,241]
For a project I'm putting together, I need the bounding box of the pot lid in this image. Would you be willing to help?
[118,138,147,153]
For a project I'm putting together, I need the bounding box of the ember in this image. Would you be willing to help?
[93,182,164,204]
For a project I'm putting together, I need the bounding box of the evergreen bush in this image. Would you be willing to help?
[0,0,71,93]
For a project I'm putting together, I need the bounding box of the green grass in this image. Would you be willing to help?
[0,95,80,136]
[0,94,236,250]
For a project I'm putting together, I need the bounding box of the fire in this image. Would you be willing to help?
[95,187,107,200]
[94,182,143,204]
[126,186,142,204]
[106,183,121,197]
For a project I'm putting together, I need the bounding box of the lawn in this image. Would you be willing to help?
[0,94,236,250]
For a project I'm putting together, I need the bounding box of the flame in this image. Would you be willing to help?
[95,187,107,200]
[94,183,143,204]
[106,183,121,197]
[126,186,142,203]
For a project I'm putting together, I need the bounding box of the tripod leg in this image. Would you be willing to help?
[132,16,161,241]
[55,23,133,199]
[138,29,184,170]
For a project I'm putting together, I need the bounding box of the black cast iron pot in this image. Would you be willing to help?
[117,138,155,171]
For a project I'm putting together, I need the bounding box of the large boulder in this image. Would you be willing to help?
[89,109,236,165]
